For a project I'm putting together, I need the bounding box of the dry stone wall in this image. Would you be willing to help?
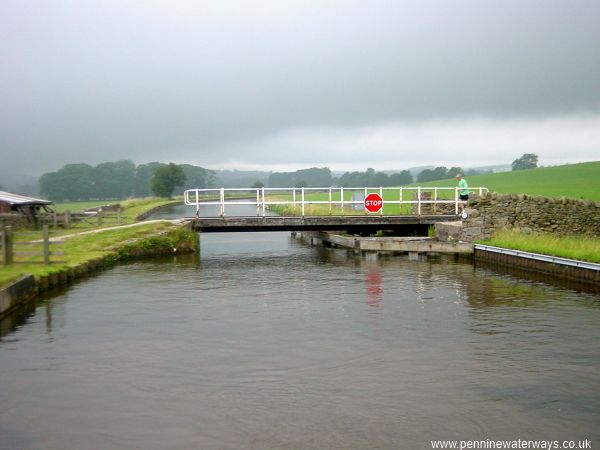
[460,192,600,241]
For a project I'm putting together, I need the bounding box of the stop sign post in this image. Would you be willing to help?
[364,193,383,213]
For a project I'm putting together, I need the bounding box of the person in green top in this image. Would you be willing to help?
[455,173,469,214]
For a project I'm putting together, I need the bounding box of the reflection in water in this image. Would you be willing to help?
[1,207,599,449]
[475,259,600,296]
[365,266,384,309]
[0,302,35,338]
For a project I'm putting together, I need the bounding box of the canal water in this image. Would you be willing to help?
[0,204,599,449]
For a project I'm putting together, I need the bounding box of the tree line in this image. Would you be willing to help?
[39,160,216,201]
[416,166,463,183]
[335,168,413,187]
[266,167,415,188]
[38,153,539,201]
[266,157,539,188]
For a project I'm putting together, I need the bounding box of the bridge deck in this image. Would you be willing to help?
[187,215,460,233]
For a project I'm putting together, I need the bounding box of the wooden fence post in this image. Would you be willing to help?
[64,210,71,228]
[97,209,103,227]
[1,226,5,265]
[43,225,50,265]
[2,226,13,265]
[53,210,58,228]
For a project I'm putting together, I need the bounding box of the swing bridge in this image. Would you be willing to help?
[184,186,488,234]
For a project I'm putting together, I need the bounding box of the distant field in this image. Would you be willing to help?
[55,197,180,214]
[45,198,180,235]
[409,161,600,200]
[54,200,118,212]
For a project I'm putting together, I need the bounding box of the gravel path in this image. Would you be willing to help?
[47,219,186,242]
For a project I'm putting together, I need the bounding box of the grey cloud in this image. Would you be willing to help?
[1,0,599,180]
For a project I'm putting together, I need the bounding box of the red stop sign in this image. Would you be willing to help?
[364,193,383,213]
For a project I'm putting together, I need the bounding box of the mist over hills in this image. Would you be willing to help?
[0,159,590,198]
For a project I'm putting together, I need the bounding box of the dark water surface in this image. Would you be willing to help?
[1,205,599,449]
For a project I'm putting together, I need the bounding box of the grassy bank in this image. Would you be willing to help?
[479,229,600,264]
[0,222,197,288]
[1,197,194,289]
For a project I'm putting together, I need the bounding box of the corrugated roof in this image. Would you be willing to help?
[0,191,53,206]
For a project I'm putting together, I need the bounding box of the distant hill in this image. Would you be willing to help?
[213,170,271,188]
[410,161,600,201]
[407,165,434,177]
[467,164,512,174]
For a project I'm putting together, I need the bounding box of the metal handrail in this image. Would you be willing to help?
[184,186,489,217]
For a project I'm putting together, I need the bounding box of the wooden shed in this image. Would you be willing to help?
[0,191,54,225]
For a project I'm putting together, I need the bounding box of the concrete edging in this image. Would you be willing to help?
[474,244,600,284]
[0,275,36,318]
[135,200,181,221]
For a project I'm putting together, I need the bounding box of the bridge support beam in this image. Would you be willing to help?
[188,215,458,234]
[300,231,473,257]
[310,237,323,246]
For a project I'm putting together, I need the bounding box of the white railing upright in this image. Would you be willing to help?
[183,186,489,217]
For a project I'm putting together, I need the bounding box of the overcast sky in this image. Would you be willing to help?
[1,0,599,181]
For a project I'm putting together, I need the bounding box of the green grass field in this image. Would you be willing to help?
[410,161,600,200]
[53,200,119,212]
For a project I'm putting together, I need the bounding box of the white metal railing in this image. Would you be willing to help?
[184,186,488,217]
